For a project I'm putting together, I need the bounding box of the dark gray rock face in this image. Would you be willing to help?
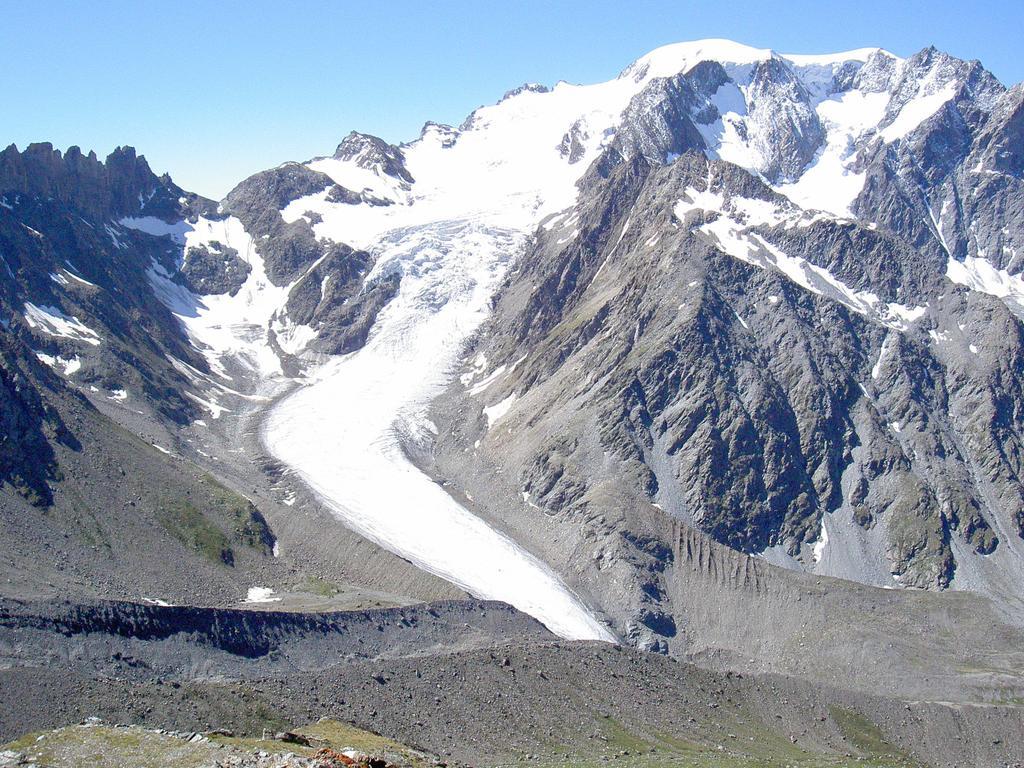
[0,597,552,678]
[0,337,72,506]
[325,184,394,207]
[222,163,336,285]
[179,241,250,295]
[851,47,1016,270]
[0,143,213,221]
[500,83,551,101]
[0,144,215,425]
[433,132,1024,648]
[284,244,400,356]
[744,57,825,182]
[603,70,711,167]
[224,163,334,228]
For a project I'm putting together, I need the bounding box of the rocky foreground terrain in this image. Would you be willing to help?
[1,598,1022,767]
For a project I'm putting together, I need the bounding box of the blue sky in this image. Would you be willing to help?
[4,0,1021,198]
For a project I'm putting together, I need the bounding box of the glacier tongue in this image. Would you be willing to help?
[262,220,615,641]
[258,58,662,641]
[233,38,978,641]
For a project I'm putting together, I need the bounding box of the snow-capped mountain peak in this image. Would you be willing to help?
[620,38,893,85]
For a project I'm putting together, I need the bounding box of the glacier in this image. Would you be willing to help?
[139,38,1010,641]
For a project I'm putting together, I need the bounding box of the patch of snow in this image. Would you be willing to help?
[676,189,926,330]
[35,352,81,376]
[615,215,633,246]
[872,335,891,380]
[108,389,127,401]
[118,216,192,245]
[104,225,127,250]
[152,444,171,455]
[184,391,230,419]
[22,303,101,346]
[556,228,580,245]
[468,364,507,394]
[812,519,829,564]
[61,268,97,288]
[775,90,888,216]
[271,316,317,357]
[946,255,1024,318]
[542,210,569,231]
[244,587,281,603]
[460,353,490,386]
[879,80,958,143]
[521,491,541,510]
[483,393,518,428]
[468,355,526,396]
[146,216,296,378]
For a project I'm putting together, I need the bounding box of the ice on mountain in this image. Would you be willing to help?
[946,254,1024,318]
[23,303,101,346]
[483,393,518,428]
[676,189,927,330]
[119,216,193,245]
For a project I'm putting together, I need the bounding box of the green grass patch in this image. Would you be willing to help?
[830,707,919,766]
[517,710,925,768]
[157,499,235,566]
[297,719,431,765]
[197,474,274,555]
[156,475,274,566]
[299,576,343,597]
[3,725,221,768]
[2,720,428,768]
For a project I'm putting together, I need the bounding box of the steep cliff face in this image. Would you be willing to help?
[0,144,289,602]
[0,142,210,221]
[0,142,221,423]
